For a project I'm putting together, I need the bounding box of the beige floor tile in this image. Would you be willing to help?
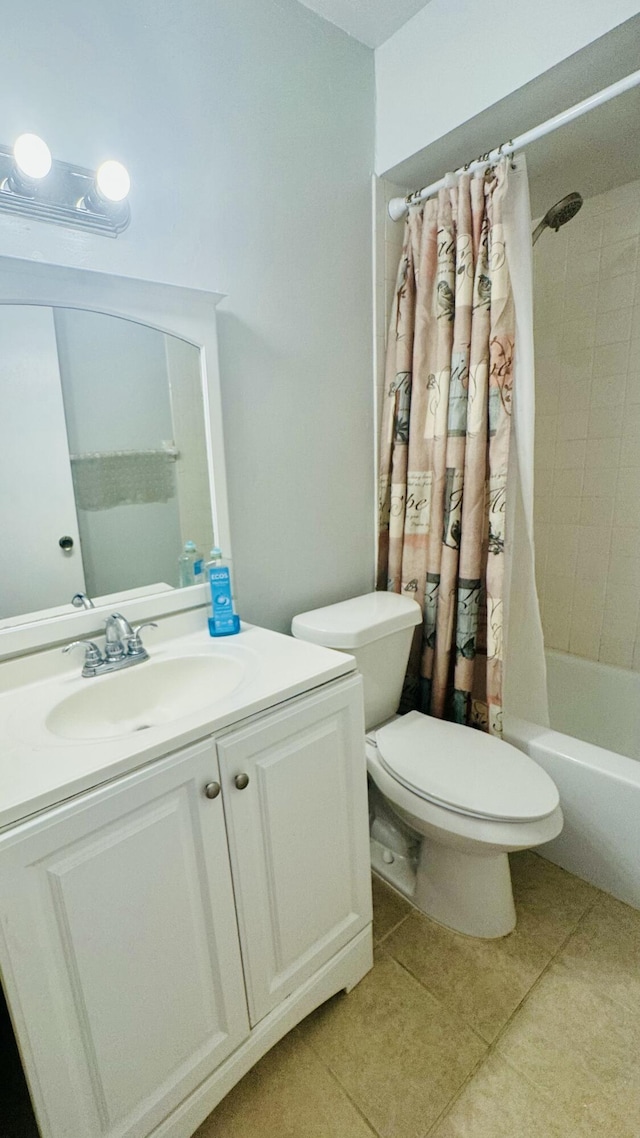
[372,874,413,942]
[496,958,640,1136]
[429,1053,584,1138]
[556,891,640,1015]
[193,1031,375,1138]
[298,950,486,1138]
[510,852,598,952]
[384,908,550,1042]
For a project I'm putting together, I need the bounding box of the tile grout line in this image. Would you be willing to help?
[300,922,489,1138]
[500,888,640,1022]
[421,1048,492,1138]
[413,892,604,1137]
[301,978,482,1138]
[332,870,605,1138]
[488,890,602,1044]
[303,879,474,1138]
[293,1029,382,1138]
[382,949,489,1048]
[374,911,412,946]
[420,897,602,1137]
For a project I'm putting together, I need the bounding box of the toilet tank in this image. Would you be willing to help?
[292,592,422,730]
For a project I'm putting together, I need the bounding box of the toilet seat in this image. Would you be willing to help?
[375,711,559,823]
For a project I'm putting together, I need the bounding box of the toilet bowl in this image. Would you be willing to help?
[292,591,563,938]
[366,713,562,937]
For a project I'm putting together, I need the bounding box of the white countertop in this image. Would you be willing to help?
[0,619,356,832]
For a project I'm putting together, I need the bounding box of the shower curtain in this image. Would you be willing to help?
[378,155,548,736]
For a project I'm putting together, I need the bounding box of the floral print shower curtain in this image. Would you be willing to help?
[377,159,516,736]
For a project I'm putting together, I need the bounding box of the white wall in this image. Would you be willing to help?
[0,0,375,632]
[373,177,408,427]
[375,0,640,174]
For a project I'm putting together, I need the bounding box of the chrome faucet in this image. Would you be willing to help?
[104,612,135,660]
[63,613,158,677]
[71,592,95,610]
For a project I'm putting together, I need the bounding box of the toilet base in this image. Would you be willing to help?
[366,760,531,938]
[370,834,517,938]
[370,836,416,897]
[414,838,516,938]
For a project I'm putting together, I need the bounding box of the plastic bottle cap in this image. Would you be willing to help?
[209,547,222,559]
[185,540,196,552]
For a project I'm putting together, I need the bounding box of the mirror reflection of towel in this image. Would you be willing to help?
[70,450,176,510]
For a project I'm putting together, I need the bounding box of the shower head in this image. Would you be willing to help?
[532,192,583,245]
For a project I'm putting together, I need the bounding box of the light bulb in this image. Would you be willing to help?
[95,160,130,203]
[13,133,52,180]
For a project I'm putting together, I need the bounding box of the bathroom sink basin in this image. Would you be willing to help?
[46,655,246,741]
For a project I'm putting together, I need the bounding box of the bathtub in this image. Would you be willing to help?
[505,650,640,911]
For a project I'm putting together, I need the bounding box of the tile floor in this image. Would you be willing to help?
[194,852,640,1138]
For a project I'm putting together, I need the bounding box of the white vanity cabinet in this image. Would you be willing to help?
[0,673,372,1138]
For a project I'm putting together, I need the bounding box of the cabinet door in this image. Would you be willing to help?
[217,675,372,1025]
[0,739,249,1138]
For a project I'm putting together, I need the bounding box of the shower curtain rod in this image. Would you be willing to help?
[388,67,640,221]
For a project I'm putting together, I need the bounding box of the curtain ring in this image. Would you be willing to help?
[503,140,516,168]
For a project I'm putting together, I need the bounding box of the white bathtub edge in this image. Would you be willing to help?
[505,716,640,788]
[504,715,640,912]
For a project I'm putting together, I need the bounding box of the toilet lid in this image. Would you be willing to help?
[375,712,559,822]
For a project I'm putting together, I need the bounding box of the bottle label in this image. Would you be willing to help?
[193,557,204,578]
[208,565,237,632]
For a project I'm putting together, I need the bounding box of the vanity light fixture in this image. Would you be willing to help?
[0,135,131,237]
[78,159,131,217]
[11,134,52,188]
[96,159,131,203]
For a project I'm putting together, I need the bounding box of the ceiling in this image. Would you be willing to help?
[296,0,431,48]
[526,84,640,220]
[383,15,640,218]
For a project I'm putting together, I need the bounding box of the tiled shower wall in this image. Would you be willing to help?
[534,177,640,670]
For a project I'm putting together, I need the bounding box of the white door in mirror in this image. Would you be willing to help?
[0,305,84,619]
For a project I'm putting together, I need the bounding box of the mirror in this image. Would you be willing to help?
[1,306,215,623]
[0,256,230,652]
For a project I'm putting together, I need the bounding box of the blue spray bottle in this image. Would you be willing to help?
[206,548,241,637]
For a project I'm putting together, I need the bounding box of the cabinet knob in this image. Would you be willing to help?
[204,781,221,800]
[234,773,250,790]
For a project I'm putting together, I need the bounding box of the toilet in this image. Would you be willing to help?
[292,591,563,938]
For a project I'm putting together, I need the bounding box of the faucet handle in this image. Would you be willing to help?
[62,640,104,673]
[132,622,158,639]
[128,622,158,657]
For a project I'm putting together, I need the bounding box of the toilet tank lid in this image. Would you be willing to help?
[291,591,422,649]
